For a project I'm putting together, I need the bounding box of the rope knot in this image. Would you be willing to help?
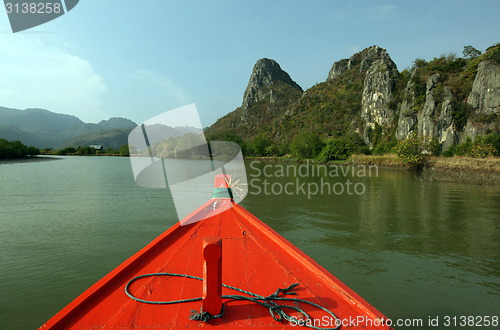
[126,274,340,329]
[269,304,289,322]
[265,283,300,300]
[189,305,224,323]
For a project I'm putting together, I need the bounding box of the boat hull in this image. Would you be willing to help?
[40,200,392,329]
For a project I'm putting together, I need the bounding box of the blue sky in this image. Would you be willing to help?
[0,0,499,127]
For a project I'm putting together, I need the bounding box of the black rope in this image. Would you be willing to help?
[125,272,341,330]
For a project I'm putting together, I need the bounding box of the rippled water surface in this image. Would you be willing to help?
[0,157,498,329]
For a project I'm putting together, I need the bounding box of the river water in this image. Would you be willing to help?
[0,156,498,329]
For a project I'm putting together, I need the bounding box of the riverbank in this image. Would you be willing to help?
[246,154,500,185]
[0,156,60,164]
[351,154,500,185]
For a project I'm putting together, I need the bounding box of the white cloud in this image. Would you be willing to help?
[0,32,106,122]
[135,69,188,104]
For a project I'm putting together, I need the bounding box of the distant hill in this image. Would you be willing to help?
[0,107,138,149]
[64,128,134,150]
[0,125,53,147]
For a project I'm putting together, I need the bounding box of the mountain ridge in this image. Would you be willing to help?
[0,107,137,149]
[206,44,500,155]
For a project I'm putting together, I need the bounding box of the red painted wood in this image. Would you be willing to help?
[214,173,230,189]
[202,237,222,316]
[39,177,393,329]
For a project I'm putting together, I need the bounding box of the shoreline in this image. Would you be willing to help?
[348,154,500,185]
[0,156,62,164]
[246,155,500,185]
[5,154,499,185]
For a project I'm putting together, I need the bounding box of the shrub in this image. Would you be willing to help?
[290,132,324,159]
[278,142,291,155]
[373,140,398,155]
[483,132,500,156]
[468,143,496,158]
[393,134,427,169]
[57,146,76,155]
[453,138,473,156]
[316,138,352,162]
[119,144,130,156]
[442,147,455,157]
[425,137,441,156]
[264,144,279,156]
[249,135,271,156]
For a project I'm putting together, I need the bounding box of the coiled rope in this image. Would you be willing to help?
[125,272,341,330]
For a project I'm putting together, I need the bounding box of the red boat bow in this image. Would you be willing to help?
[40,175,392,329]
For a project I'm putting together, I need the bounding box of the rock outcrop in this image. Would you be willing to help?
[240,58,303,126]
[360,51,399,145]
[467,60,500,115]
[208,44,500,152]
[396,71,418,140]
[328,46,395,81]
[206,58,303,140]
[417,73,441,138]
[242,58,302,109]
[464,60,500,140]
[327,46,400,145]
[413,74,460,149]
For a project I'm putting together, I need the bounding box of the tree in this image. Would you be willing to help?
[249,135,271,156]
[77,146,95,155]
[463,45,481,60]
[393,133,427,169]
[0,139,39,158]
[316,138,352,161]
[412,58,427,69]
[290,132,324,158]
[57,146,76,155]
[119,144,130,156]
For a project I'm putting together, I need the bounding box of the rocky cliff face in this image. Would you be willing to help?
[393,49,499,149]
[464,60,500,140]
[327,46,394,81]
[327,46,400,146]
[467,60,500,115]
[207,58,303,140]
[396,71,418,140]
[410,74,460,149]
[208,44,500,151]
[241,58,302,123]
[360,50,399,145]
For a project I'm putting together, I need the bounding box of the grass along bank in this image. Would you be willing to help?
[351,154,500,185]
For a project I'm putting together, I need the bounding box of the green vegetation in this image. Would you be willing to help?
[56,146,77,155]
[468,143,496,158]
[316,138,351,161]
[205,44,500,166]
[248,135,272,156]
[393,134,440,169]
[372,140,397,155]
[290,132,324,159]
[444,133,499,158]
[0,139,39,159]
[44,144,131,156]
[463,45,481,60]
[119,144,130,156]
[405,44,500,131]
[410,54,469,114]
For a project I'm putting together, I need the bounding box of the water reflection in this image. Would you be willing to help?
[243,160,500,325]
